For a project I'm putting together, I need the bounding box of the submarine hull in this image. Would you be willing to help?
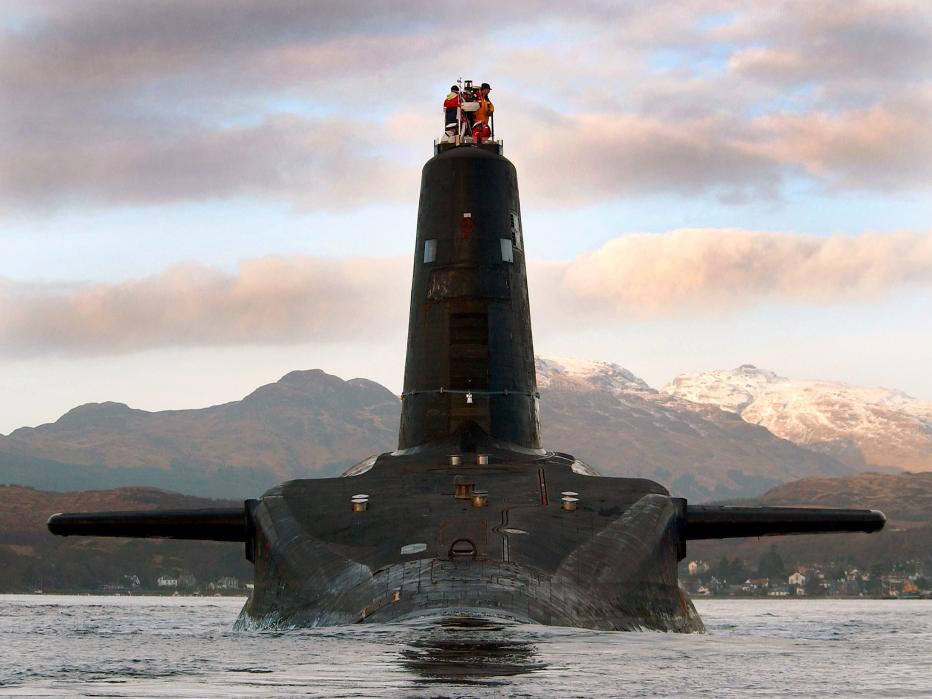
[236,440,703,632]
[46,134,885,634]
[234,145,702,631]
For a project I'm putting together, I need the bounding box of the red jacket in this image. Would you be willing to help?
[443,93,460,109]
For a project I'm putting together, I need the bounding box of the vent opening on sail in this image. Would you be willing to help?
[449,312,488,389]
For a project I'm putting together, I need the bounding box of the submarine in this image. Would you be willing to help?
[48,91,885,631]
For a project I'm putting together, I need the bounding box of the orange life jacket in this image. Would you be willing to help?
[474,97,494,124]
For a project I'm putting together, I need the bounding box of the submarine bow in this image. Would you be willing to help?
[48,113,885,632]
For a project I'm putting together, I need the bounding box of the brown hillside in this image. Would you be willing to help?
[755,472,932,524]
[0,370,400,481]
[687,472,932,572]
[0,485,250,592]
[0,485,237,532]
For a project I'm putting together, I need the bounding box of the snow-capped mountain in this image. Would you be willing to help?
[661,364,781,413]
[535,358,853,501]
[662,365,932,472]
[535,357,651,393]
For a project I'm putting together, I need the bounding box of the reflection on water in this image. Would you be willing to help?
[1,596,930,698]
[399,617,546,683]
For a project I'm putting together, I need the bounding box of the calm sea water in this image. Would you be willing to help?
[0,595,929,698]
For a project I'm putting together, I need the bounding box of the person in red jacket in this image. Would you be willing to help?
[443,85,460,137]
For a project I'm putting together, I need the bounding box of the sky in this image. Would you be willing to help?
[1,0,931,433]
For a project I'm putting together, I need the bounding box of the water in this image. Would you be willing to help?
[0,595,929,698]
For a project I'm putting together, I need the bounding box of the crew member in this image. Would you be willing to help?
[474,82,493,128]
[472,82,494,144]
[443,85,460,137]
[460,84,478,134]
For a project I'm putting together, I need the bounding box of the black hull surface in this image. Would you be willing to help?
[46,136,885,634]
[236,436,703,632]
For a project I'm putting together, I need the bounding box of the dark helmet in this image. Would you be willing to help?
[450,85,459,92]
[480,82,491,90]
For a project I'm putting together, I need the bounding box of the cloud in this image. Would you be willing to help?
[0,256,409,356]
[0,114,417,212]
[1,1,930,213]
[515,112,781,204]
[514,88,932,204]
[538,229,932,321]
[3,229,930,357]
[0,1,548,100]
[723,2,932,88]
[744,98,932,191]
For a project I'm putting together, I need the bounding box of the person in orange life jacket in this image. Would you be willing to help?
[474,83,493,126]
[443,85,460,136]
[472,83,493,143]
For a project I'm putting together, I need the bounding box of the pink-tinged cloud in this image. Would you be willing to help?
[2,230,930,357]
[539,229,932,321]
[744,99,932,191]
[0,256,409,356]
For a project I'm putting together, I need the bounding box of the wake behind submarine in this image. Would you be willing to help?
[48,82,885,632]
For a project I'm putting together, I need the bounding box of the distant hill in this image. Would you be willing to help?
[686,472,932,572]
[663,364,932,472]
[750,471,932,524]
[0,485,250,593]
[0,369,400,497]
[536,358,854,501]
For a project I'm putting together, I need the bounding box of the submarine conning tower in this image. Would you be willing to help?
[398,138,540,451]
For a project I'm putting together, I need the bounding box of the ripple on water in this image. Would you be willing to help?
[0,596,929,697]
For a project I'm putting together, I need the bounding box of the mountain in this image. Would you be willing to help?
[536,358,853,500]
[0,485,250,592]
[662,365,932,472]
[536,357,651,392]
[0,370,400,497]
[2,360,860,502]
